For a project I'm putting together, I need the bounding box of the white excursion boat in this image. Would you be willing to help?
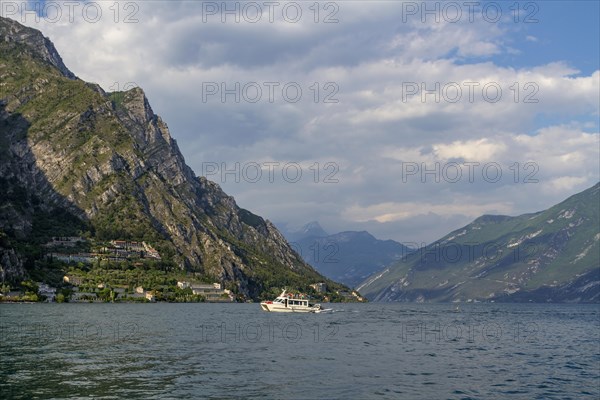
[260,290,323,313]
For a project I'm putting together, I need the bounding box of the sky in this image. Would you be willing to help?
[6,0,600,244]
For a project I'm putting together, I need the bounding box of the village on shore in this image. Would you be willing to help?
[0,237,363,303]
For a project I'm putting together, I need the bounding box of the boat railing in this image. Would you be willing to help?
[284,294,310,300]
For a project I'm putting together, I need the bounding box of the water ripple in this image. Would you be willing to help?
[1,303,598,399]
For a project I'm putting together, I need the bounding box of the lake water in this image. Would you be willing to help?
[0,303,598,399]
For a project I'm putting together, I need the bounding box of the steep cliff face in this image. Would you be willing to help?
[0,16,339,298]
[0,247,24,282]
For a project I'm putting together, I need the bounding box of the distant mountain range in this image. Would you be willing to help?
[280,222,412,288]
[358,183,600,303]
[0,17,349,300]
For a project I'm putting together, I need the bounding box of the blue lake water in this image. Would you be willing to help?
[0,303,598,399]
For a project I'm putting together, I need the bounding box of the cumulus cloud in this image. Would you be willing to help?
[12,0,600,243]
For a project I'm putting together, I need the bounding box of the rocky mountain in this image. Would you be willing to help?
[0,17,348,299]
[281,222,411,288]
[358,183,600,303]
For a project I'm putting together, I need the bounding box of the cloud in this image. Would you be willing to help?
[432,139,507,161]
[12,0,600,243]
[342,201,514,224]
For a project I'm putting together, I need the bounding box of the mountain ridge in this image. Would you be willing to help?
[358,183,600,303]
[0,16,75,79]
[0,16,348,300]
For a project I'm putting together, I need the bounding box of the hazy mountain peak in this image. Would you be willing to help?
[288,226,411,288]
[300,221,328,237]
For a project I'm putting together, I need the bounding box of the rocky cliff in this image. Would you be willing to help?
[0,16,344,299]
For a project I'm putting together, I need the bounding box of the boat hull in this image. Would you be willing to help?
[260,302,321,313]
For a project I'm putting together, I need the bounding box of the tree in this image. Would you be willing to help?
[21,280,39,294]
[0,283,10,295]
[97,288,111,301]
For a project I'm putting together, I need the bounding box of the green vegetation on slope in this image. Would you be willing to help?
[359,183,600,303]
[0,16,353,301]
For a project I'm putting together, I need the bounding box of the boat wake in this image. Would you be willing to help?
[314,308,334,313]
